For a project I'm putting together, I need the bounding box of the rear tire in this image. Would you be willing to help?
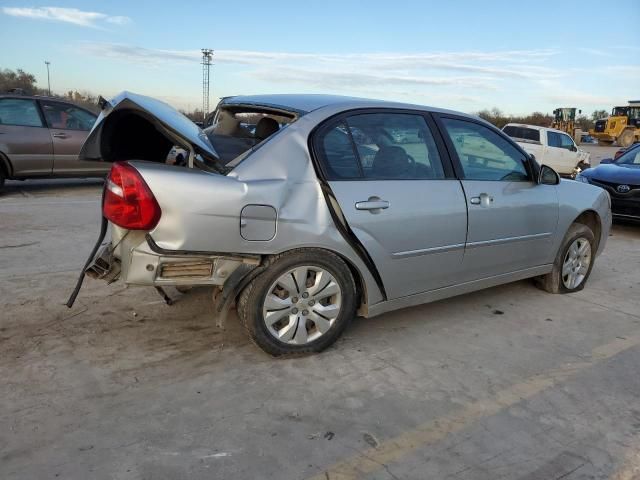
[238,249,357,356]
[536,223,596,294]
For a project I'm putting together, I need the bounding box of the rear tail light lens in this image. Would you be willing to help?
[103,162,161,230]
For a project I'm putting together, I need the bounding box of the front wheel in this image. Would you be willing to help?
[536,223,595,294]
[238,249,357,356]
[618,129,635,148]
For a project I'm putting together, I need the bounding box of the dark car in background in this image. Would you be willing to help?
[614,142,640,160]
[576,143,640,221]
[0,94,107,190]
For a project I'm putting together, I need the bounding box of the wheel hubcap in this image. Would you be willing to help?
[562,237,592,289]
[262,266,342,345]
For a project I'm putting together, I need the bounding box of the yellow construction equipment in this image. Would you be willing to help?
[551,107,582,142]
[589,101,640,147]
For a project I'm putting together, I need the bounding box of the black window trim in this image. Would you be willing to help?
[0,97,46,128]
[38,99,97,132]
[431,112,538,183]
[310,107,457,182]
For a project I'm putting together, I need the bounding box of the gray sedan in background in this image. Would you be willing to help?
[0,94,105,189]
[70,92,611,356]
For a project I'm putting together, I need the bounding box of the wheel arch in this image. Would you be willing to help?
[571,209,602,251]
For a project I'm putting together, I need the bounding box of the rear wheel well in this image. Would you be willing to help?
[572,210,601,250]
[248,247,367,312]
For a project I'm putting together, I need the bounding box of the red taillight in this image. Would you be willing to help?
[103,162,161,230]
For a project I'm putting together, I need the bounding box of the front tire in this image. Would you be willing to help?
[536,223,595,294]
[618,129,635,148]
[238,249,357,356]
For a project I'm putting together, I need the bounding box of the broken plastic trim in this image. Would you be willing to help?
[66,214,108,308]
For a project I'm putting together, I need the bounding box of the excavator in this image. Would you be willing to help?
[589,101,640,147]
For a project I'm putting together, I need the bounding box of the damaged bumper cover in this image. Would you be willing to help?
[86,233,260,288]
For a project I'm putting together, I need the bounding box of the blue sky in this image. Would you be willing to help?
[0,0,638,114]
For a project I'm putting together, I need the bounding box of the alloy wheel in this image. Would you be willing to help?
[562,237,592,289]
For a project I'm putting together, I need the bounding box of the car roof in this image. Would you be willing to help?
[504,123,567,134]
[218,93,470,118]
[0,93,84,104]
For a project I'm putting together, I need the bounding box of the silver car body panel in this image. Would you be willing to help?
[92,93,611,317]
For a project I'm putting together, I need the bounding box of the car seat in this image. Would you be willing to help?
[254,117,279,141]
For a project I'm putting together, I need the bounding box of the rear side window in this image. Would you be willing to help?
[547,131,562,148]
[503,125,540,142]
[320,122,362,179]
[0,99,43,127]
[316,112,445,180]
[40,101,96,131]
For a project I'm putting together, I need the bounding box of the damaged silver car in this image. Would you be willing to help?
[68,92,612,355]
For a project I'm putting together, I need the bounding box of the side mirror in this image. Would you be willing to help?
[528,153,536,162]
[538,164,560,185]
[600,158,613,164]
[569,144,577,152]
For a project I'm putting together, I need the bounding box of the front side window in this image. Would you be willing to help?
[547,131,561,148]
[318,112,445,180]
[0,99,43,127]
[441,118,529,182]
[40,102,96,131]
[559,133,575,150]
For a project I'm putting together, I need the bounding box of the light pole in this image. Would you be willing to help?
[44,61,51,95]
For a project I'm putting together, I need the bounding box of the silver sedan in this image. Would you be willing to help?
[69,92,612,356]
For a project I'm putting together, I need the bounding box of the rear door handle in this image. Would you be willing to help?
[469,193,494,206]
[52,133,68,139]
[355,198,390,211]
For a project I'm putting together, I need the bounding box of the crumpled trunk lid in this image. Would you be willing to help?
[79,91,224,171]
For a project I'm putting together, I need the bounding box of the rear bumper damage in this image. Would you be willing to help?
[86,233,260,287]
[79,230,263,324]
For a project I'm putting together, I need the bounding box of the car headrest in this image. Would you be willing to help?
[255,117,279,141]
[371,146,410,177]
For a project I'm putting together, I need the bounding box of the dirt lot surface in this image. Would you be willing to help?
[2,157,639,479]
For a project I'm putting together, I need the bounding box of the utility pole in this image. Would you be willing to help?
[201,49,213,122]
[44,61,51,95]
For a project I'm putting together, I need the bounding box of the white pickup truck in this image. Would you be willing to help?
[502,123,591,177]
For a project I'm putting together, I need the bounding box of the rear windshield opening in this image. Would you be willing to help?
[204,106,297,164]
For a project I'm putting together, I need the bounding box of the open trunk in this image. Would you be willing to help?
[79,91,226,172]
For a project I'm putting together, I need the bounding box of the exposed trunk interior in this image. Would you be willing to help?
[99,110,174,163]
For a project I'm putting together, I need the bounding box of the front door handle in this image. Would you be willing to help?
[52,133,68,139]
[355,197,390,212]
[469,193,494,206]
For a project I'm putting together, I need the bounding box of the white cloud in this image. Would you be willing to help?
[1,6,131,28]
[249,66,497,90]
[76,42,562,94]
